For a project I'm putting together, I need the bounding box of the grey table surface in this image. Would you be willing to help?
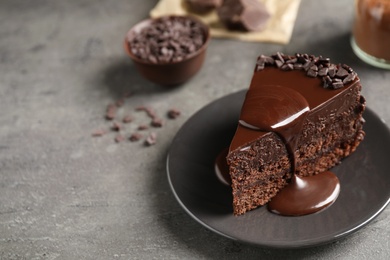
[1,0,389,259]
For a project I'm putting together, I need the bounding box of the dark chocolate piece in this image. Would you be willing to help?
[129,133,143,142]
[167,108,181,119]
[217,0,270,32]
[145,132,157,146]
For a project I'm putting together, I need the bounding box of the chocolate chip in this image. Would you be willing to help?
[285,58,297,64]
[129,133,143,142]
[145,132,157,146]
[322,76,332,88]
[328,65,337,77]
[115,134,125,143]
[275,59,284,68]
[318,67,328,77]
[342,64,354,73]
[151,118,164,127]
[122,115,133,123]
[303,60,315,71]
[293,63,303,70]
[331,78,344,89]
[335,67,349,79]
[281,63,294,71]
[307,69,318,77]
[275,52,285,63]
[105,104,117,120]
[167,108,181,119]
[91,129,106,137]
[310,65,318,72]
[111,121,122,131]
[342,72,357,84]
[138,124,149,130]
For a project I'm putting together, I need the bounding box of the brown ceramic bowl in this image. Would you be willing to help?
[124,15,210,86]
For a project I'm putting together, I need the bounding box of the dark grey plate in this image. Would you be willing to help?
[166,90,390,249]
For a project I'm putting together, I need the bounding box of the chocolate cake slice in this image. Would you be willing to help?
[227,53,366,215]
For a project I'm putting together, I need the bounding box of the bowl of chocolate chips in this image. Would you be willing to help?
[124,15,210,86]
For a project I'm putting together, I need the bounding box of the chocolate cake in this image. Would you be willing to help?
[226,53,366,216]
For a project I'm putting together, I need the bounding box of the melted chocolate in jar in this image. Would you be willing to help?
[239,84,340,216]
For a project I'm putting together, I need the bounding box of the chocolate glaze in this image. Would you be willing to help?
[228,54,360,216]
[268,172,340,216]
[239,85,309,171]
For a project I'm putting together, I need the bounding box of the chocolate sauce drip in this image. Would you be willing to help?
[268,172,340,216]
[238,85,309,171]
[237,84,341,216]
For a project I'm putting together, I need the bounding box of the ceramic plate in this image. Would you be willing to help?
[166,90,390,248]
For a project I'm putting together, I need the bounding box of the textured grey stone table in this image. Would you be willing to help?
[1,0,389,259]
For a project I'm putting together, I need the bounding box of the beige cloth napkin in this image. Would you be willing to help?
[150,0,301,44]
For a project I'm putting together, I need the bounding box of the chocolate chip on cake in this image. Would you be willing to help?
[253,53,359,89]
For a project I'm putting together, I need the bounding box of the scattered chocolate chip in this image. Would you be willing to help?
[129,133,143,142]
[115,134,125,143]
[145,132,157,146]
[115,98,125,107]
[111,121,122,131]
[105,104,117,120]
[151,118,164,127]
[138,124,149,130]
[122,115,133,123]
[136,106,156,119]
[167,108,181,119]
[91,129,107,137]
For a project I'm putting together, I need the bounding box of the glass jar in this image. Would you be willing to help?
[351,0,390,69]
